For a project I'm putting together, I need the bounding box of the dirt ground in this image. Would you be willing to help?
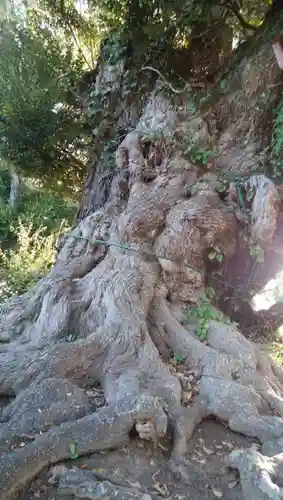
[10,362,259,500]
[19,419,257,500]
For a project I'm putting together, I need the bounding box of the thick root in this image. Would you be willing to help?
[153,300,283,451]
[57,467,161,500]
[0,378,90,451]
[228,447,283,499]
[0,394,167,500]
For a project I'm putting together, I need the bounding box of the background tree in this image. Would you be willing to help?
[0,1,91,191]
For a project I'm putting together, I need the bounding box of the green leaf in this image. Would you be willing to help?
[175,354,185,363]
[216,253,223,263]
[206,287,216,299]
[187,101,197,114]
[69,442,79,459]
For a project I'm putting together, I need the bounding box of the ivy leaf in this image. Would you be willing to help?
[187,101,196,114]
[175,354,185,363]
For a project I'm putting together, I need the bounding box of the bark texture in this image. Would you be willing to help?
[1,14,283,499]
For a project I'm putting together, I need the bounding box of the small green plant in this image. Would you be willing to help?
[186,146,215,167]
[216,176,230,196]
[183,289,236,341]
[220,78,227,90]
[58,333,78,343]
[248,243,265,263]
[187,100,197,115]
[0,222,56,301]
[0,171,76,302]
[171,353,186,363]
[208,245,224,264]
[261,331,283,365]
[69,442,79,460]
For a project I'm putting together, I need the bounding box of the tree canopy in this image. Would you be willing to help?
[0,0,276,190]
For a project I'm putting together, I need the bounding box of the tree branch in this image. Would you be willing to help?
[223,1,258,31]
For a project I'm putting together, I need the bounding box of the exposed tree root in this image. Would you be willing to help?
[0,395,166,499]
[57,466,159,500]
[228,447,283,499]
[0,378,90,451]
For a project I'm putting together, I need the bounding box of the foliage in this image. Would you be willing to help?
[208,246,224,264]
[58,332,78,343]
[186,146,215,167]
[0,222,55,300]
[248,243,265,263]
[184,288,237,341]
[172,354,186,363]
[19,185,77,235]
[0,171,76,301]
[266,341,283,365]
[0,171,76,247]
[69,441,79,459]
[0,0,272,188]
[216,176,230,196]
[0,6,89,187]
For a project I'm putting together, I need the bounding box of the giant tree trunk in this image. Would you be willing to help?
[2,7,283,500]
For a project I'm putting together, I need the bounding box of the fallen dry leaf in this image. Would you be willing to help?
[153,482,169,497]
[129,481,141,488]
[203,445,214,455]
[228,481,238,489]
[194,449,203,456]
[182,391,192,403]
[211,487,223,498]
[157,441,168,452]
[86,390,95,397]
[221,441,234,449]
[192,457,206,464]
